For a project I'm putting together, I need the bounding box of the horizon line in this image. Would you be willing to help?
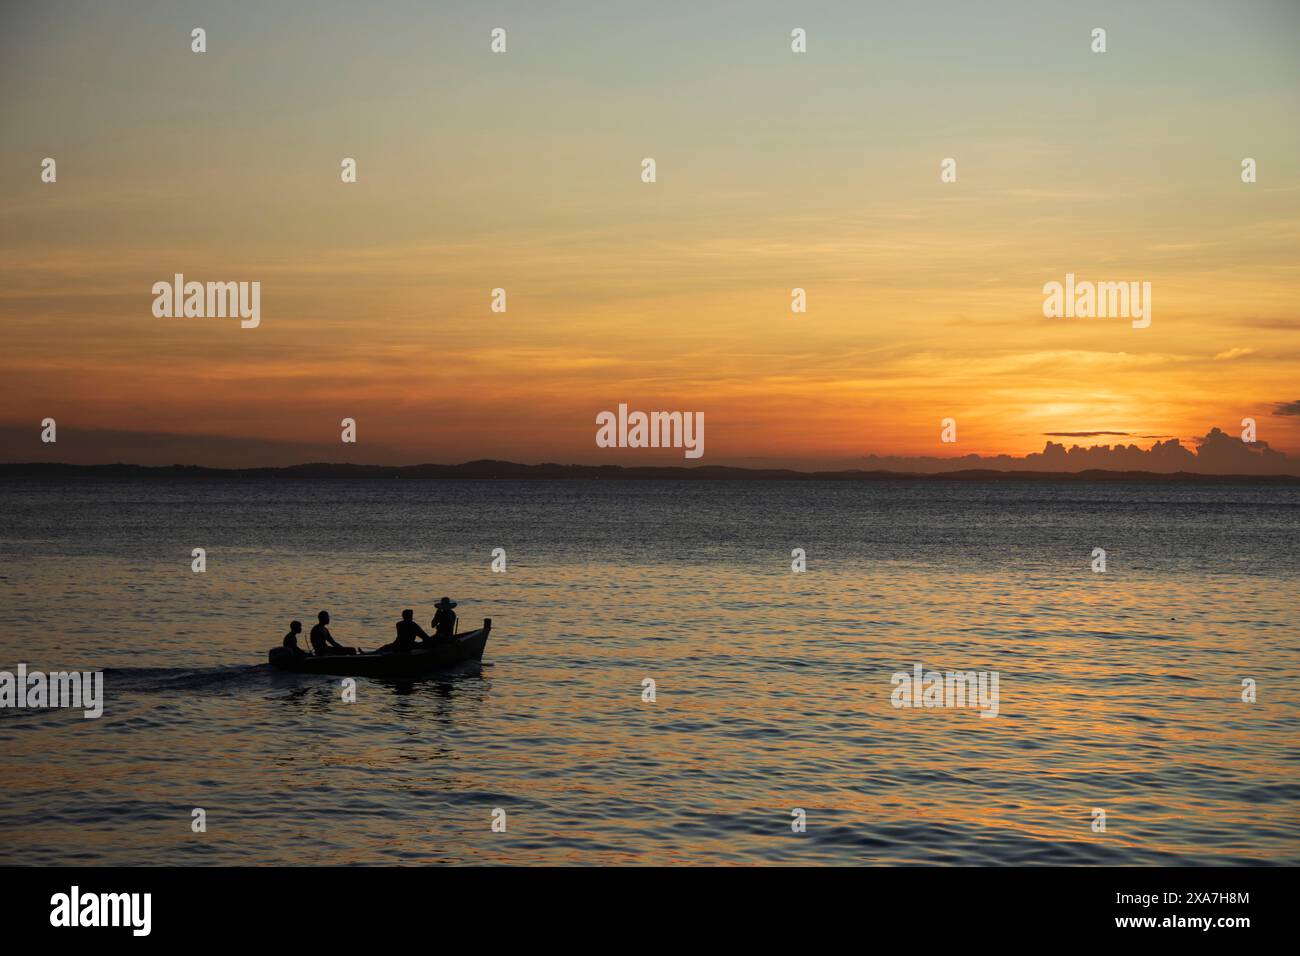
[4,460,1299,483]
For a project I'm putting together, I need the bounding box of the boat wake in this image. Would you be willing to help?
[100,663,271,695]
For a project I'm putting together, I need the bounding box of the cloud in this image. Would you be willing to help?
[1043,431,1131,438]
[1213,347,1255,360]
[1273,399,1300,417]
[852,426,1298,475]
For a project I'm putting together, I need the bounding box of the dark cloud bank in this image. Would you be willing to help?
[853,427,1300,476]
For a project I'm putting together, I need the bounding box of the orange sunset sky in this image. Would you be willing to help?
[2,1,1298,469]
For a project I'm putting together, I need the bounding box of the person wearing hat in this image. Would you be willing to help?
[429,597,458,643]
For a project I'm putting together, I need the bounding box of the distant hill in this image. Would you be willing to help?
[2,460,1298,483]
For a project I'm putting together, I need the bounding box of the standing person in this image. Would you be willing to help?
[309,611,356,656]
[430,597,458,642]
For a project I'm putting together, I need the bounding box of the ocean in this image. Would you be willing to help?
[1,478,1297,865]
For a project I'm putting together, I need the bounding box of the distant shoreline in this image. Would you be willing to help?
[3,461,1299,484]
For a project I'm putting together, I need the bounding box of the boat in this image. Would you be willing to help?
[268,618,492,677]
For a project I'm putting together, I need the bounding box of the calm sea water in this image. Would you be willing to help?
[0,478,1297,865]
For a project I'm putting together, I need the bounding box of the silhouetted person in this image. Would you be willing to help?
[282,620,308,658]
[310,611,355,656]
[430,597,458,642]
[377,608,429,654]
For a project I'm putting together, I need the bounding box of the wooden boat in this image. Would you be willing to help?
[268,619,491,677]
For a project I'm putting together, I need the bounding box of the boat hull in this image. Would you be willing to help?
[269,619,491,677]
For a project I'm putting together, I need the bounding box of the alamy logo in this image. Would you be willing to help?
[0,663,103,718]
[1042,273,1151,328]
[152,273,261,328]
[50,886,151,936]
[595,403,704,459]
[890,663,1000,718]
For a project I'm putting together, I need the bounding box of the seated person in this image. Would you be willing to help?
[282,620,308,658]
[309,611,356,655]
[376,609,429,654]
[429,597,458,643]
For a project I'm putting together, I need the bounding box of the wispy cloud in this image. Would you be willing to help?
[1043,431,1132,438]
